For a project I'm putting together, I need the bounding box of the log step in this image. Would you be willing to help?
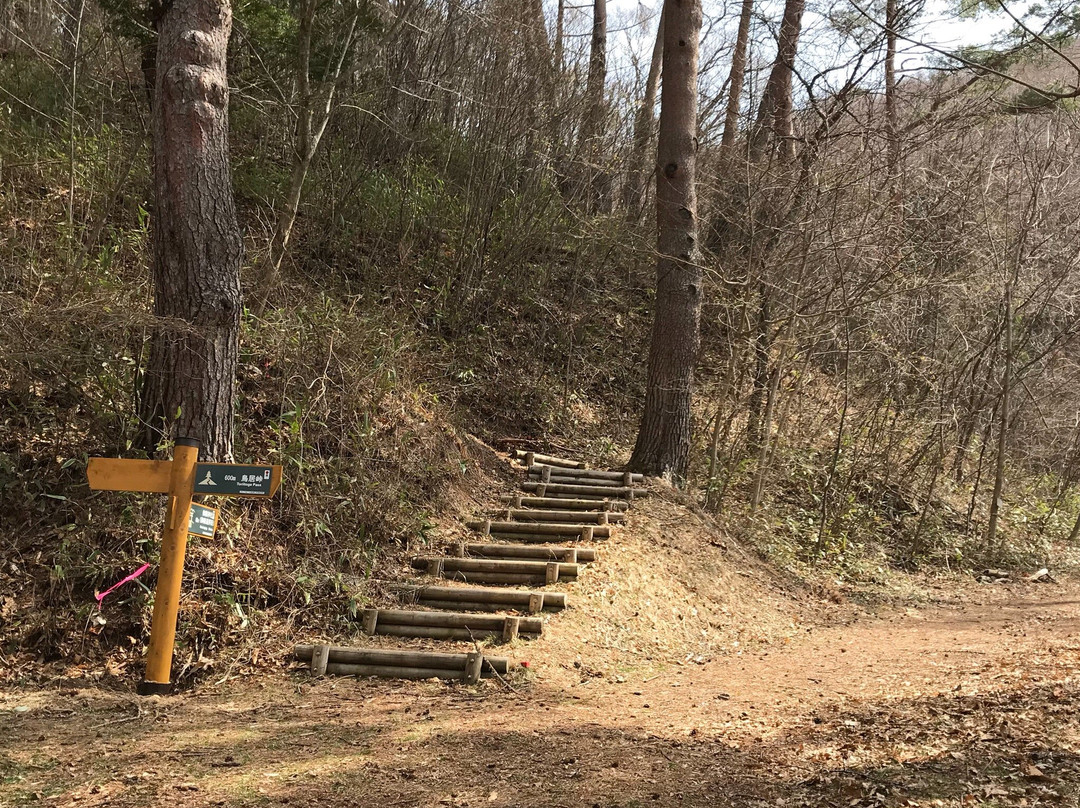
[412,556,579,584]
[360,608,542,641]
[498,495,629,511]
[295,644,511,682]
[528,465,644,484]
[498,508,625,524]
[467,520,612,538]
[529,471,626,488]
[394,584,567,613]
[460,542,597,563]
[514,450,584,469]
[523,481,648,499]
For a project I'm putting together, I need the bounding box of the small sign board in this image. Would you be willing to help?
[187,503,219,539]
[193,463,280,497]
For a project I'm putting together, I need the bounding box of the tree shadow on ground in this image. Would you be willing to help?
[2,676,1077,808]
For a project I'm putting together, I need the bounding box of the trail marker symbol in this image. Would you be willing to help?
[86,439,282,695]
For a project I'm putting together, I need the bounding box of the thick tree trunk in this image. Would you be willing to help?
[629,0,703,482]
[139,0,243,461]
[622,7,664,221]
[719,0,753,153]
[748,0,804,162]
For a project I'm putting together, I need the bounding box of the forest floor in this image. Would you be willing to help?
[2,579,1078,808]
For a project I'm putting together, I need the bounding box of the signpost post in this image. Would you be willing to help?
[86,438,281,695]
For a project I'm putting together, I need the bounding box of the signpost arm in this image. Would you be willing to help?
[139,437,200,695]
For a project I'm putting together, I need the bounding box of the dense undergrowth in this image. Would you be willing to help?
[2,43,1078,683]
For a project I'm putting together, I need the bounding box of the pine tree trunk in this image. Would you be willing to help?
[139,0,243,461]
[622,7,664,221]
[629,0,703,482]
[719,0,753,154]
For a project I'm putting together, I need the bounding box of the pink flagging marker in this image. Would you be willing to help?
[95,564,151,609]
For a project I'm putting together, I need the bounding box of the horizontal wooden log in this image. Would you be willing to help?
[514,450,584,469]
[539,491,633,503]
[467,520,611,537]
[294,644,510,674]
[523,481,648,498]
[504,508,625,524]
[393,584,567,609]
[412,557,579,578]
[326,663,466,679]
[407,598,543,613]
[373,624,539,641]
[528,465,644,483]
[465,543,596,562]
[498,495,629,511]
[529,471,625,487]
[442,571,568,585]
[368,608,543,634]
[471,531,604,544]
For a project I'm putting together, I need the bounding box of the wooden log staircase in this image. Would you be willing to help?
[294,449,648,683]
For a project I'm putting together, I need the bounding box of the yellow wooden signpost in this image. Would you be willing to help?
[87,437,282,695]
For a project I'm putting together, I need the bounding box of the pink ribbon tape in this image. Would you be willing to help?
[95,563,151,608]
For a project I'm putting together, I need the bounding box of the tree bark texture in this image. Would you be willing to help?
[884,0,899,183]
[748,0,803,162]
[576,0,608,211]
[623,6,664,221]
[719,0,753,153]
[630,0,703,482]
[986,279,1013,549]
[139,0,243,461]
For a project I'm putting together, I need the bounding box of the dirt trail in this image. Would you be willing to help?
[3,584,1079,808]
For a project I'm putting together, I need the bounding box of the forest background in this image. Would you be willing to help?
[2,0,1080,675]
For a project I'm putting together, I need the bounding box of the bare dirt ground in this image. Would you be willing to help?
[3,580,1078,808]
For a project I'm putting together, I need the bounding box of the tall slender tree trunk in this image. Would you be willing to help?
[441,0,461,127]
[555,0,565,74]
[522,0,551,161]
[623,7,664,221]
[748,0,804,162]
[577,0,608,211]
[719,0,753,153]
[884,0,899,185]
[257,0,358,291]
[744,283,771,452]
[1068,506,1080,546]
[985,279,1013,549]
[629,0,703,481]
[139,0,243,461]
